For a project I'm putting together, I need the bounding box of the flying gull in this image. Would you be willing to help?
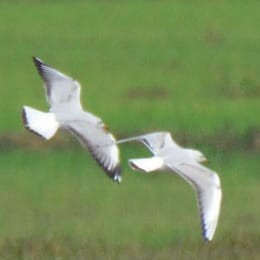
[22,57,121,183]
[117,131,222,240]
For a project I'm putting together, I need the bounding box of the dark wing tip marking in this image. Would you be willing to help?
[95,158,122,184]
[90,147,122,184]
[198,195,213,242]
[111,165,122,184]
[66,126,122,183]
[32,56,43,69]
[198,192,208,241]
[32,56,47,78]
[201,217,209,241]
[32,56,41,63]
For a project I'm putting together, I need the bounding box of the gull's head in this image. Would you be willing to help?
[102,123,109,132]
[98,121,109,132]
[188,149,208,163]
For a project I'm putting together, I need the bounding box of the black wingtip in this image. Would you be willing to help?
[90,147,122,184]
[32,56,42,65]
[32,56,44,66]
[32,56,45,75]
[102,164,122,184]
[112,166,122,184]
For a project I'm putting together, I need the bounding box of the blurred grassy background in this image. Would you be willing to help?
[0,1,259,259]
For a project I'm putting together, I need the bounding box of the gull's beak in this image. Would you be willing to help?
[203,158,208,164]
[198,154,208,163]
[102,124,109,132]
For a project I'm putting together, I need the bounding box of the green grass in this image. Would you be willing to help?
[0,1,259,136]
[0,1,259,259]
[0,148,259,259]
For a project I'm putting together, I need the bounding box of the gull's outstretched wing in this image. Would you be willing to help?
[65,120,121,183]
[117,132,172,154]
[33,57,82,108]
[168,162,222,241]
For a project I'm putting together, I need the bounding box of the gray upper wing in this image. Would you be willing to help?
[117,131,172,155]
[33,57,82,108]
[167,161,222,241]
[64,119,121,183]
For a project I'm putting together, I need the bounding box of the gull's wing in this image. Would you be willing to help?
[167,161,222,241]
[117,131,172,154]
[33,57,82,109]
[65,120,121,183]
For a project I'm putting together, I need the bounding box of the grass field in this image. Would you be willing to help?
[0,1,259,259]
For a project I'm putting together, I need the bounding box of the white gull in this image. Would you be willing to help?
[22,57,121,183]
[117,131,222,240]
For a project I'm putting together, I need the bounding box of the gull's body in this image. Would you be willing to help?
[22,57,121,183]
[117,132,222,240]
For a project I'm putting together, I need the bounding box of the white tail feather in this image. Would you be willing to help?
[129,157,164,173]
[22,106,59,140]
